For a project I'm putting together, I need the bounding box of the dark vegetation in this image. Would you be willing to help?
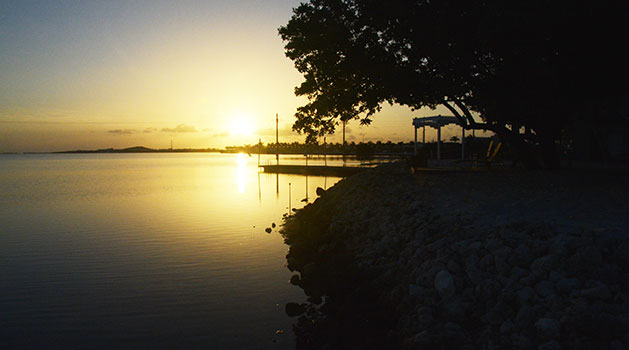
[57,140,493,161]
[227,140,416,156]
[229,138,494,161]
[279,0,628,169]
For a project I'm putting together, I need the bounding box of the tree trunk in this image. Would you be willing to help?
[492,125,542,169]
[442,101,561,169]
[538,129,561,169]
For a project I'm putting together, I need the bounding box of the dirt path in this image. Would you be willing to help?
[413,166,629,236]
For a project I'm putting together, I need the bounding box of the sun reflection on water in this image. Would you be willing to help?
[236,153,247,193]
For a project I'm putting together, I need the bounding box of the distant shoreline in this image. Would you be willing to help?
[55,146,222,154]
[1,146,222,155]
[3,145,413,158]
[3,139,483,158]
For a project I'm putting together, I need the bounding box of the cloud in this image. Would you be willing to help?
[161,124,198,133]
[108,129,136,135]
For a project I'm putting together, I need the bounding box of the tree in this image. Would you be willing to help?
[279,0,627,168]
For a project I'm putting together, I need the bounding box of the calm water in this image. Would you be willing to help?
[0,153,345,349]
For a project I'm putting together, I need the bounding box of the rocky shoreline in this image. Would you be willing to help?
[281,163,628,349]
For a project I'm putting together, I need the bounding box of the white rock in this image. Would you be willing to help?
[535,318,560,340]
[434,270,456,299]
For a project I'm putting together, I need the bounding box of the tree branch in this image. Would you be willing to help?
[442,101,468,126]
[442,100,497,132]
[452,99,478,127]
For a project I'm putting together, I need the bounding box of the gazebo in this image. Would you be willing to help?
[412,115,467,161]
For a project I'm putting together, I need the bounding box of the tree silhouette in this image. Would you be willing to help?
[279,0,627,168]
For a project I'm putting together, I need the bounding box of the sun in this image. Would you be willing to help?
[228,112,256,136]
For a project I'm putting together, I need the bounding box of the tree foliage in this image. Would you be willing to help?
[279,0,627,167]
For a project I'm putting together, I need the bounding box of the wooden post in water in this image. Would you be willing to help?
[288,182,291,212]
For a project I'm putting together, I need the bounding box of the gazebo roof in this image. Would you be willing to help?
[412,115,462,128]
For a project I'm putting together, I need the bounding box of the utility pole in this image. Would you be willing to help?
[276,113,279,145]
[275,113,279,165]
[342,120,346,146]
[324,136,327,167]
[342,120,347,166]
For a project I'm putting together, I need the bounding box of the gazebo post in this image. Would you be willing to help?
[437,124,441,161]
[413,116,464,162]
[461,127,465,160]
[414,125,418,155]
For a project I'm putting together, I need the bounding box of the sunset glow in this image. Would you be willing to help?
[2,1,626,348]
[228,112,257,137]
[0,0,457,153]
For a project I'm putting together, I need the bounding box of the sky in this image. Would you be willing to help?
[0,0,463,152]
